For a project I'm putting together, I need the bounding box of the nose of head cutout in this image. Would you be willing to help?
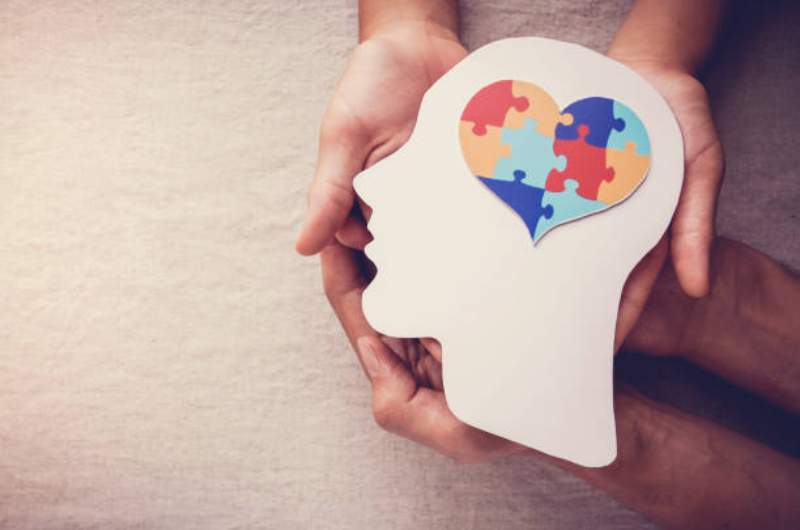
[459,80,651,243]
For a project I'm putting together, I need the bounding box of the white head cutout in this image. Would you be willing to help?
[354,38,683,467]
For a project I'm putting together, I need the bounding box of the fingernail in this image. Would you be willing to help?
[358,337,385,379]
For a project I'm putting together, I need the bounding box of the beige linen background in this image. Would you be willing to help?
[1,1,798,528]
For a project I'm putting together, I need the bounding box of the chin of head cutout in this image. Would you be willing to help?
[353,38,682,468]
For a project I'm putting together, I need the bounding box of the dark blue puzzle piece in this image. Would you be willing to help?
[555,97,625,148]
[479,170,554,240]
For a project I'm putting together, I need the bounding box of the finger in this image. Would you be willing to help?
[381,337,443,390]
[335,209,372,250]
[323,244,524,462]
[296,113,371,256]
[359,335,527,463]
[356,197,372,223]
[420,337,443,363]
[419,353,444,391]
[670,140,724,298]
[615,235,669,351]
[320,242,374,360]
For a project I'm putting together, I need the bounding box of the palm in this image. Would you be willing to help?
[613,66,724,358]
[637,69,722,177]
[296,29,467,254]
[325,31,467,391]
[384,337,444,390]
[637,68,723,210]
[613,65,723,350]
[326,29,467,168]
[628,63,724,290]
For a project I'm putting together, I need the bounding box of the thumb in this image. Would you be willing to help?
[295,117,371,256]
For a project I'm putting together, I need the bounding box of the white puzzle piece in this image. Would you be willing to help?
[353,37,684,467]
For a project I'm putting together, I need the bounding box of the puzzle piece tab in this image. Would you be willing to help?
[503,80,573,136]
[555,97,625,148]
[459,121,512,177]
[607,101,650,155]
[547,125,615,201]
[479,170,553,240]
[461,80,529,136]
[598,141,650,205]
[534,180,606,241]
[492,118,567,188]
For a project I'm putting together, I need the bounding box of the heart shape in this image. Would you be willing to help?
[459,80,651,242]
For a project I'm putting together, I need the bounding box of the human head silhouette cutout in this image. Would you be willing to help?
[353,38,683,467]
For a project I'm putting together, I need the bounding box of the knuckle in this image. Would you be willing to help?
[371,396,399,431]
[308,176,353,213]
[321,178,354,208]
[319,120,343,144]
[320,275,339,307]
[688,142,725,184]
[319,110,360,145]
[321,271,351,307]
[322,278,336,302]
[320,265,336,299]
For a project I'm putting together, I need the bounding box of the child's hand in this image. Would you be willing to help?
[607,0,727,298]
[617,59,724,298]
[295,23,466,255]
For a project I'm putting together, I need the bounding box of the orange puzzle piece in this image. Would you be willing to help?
[599,141,650,205]
[504,80,574,136]
[459,121,512,178]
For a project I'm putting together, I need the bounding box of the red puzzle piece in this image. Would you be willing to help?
[546,125,614,200]
[460,80,529,136]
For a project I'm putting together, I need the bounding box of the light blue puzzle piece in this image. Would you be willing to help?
[492,118,567,188]
[534,180,606,241]
[607,101,650,155]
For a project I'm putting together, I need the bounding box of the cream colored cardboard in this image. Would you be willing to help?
[353,37,684,467]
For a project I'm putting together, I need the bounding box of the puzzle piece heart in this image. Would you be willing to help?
[460,80,651,243]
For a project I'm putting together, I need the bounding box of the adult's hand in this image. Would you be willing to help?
[323,237,800,529]
[321,241,526,463]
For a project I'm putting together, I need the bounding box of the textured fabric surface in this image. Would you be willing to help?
[1,1,797,529]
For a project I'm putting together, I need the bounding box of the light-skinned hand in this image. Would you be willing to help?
[295,23,466,255]
[612,57,725,298]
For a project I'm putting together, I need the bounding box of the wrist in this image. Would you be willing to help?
[360,19,459,43]
[607,0,727,76]
[560,388,696,523]
[359,0,459,44]
[608,48,696,77]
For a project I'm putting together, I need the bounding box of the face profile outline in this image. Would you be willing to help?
[354,37,683,467]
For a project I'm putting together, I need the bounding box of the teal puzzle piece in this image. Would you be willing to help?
[534,180,606,241]
[492,118,567,188]
[607,101,650,155]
